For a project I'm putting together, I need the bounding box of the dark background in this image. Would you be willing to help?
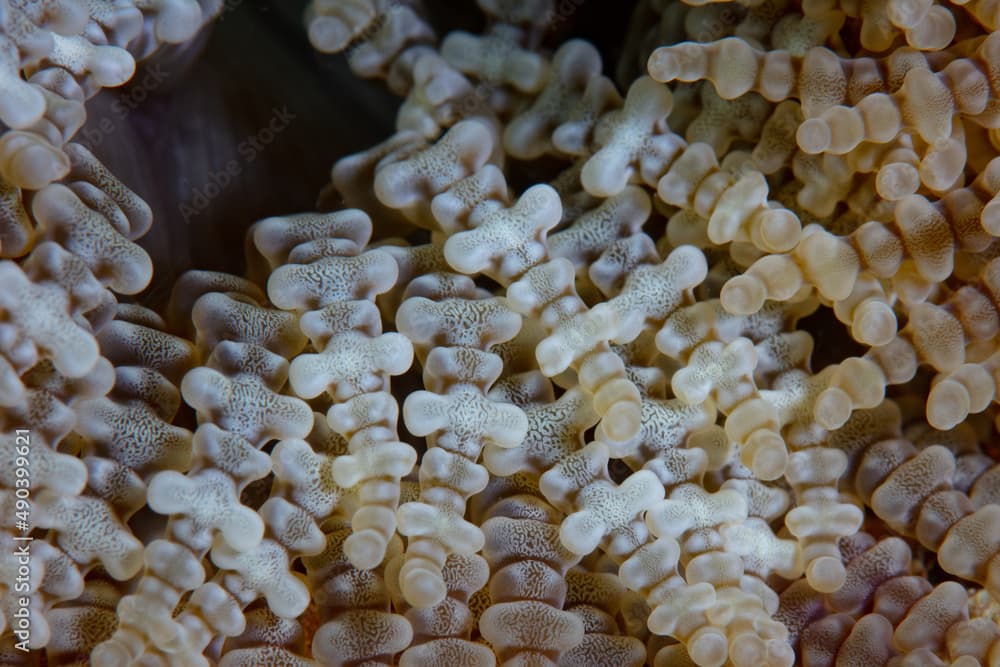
[81,0,638,308]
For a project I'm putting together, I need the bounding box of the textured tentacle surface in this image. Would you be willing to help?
[4,0,1000,664]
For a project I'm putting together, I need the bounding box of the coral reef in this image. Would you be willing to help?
[2,0,1000,665]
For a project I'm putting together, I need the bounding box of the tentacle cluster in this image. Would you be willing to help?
[3,0,1000,664]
